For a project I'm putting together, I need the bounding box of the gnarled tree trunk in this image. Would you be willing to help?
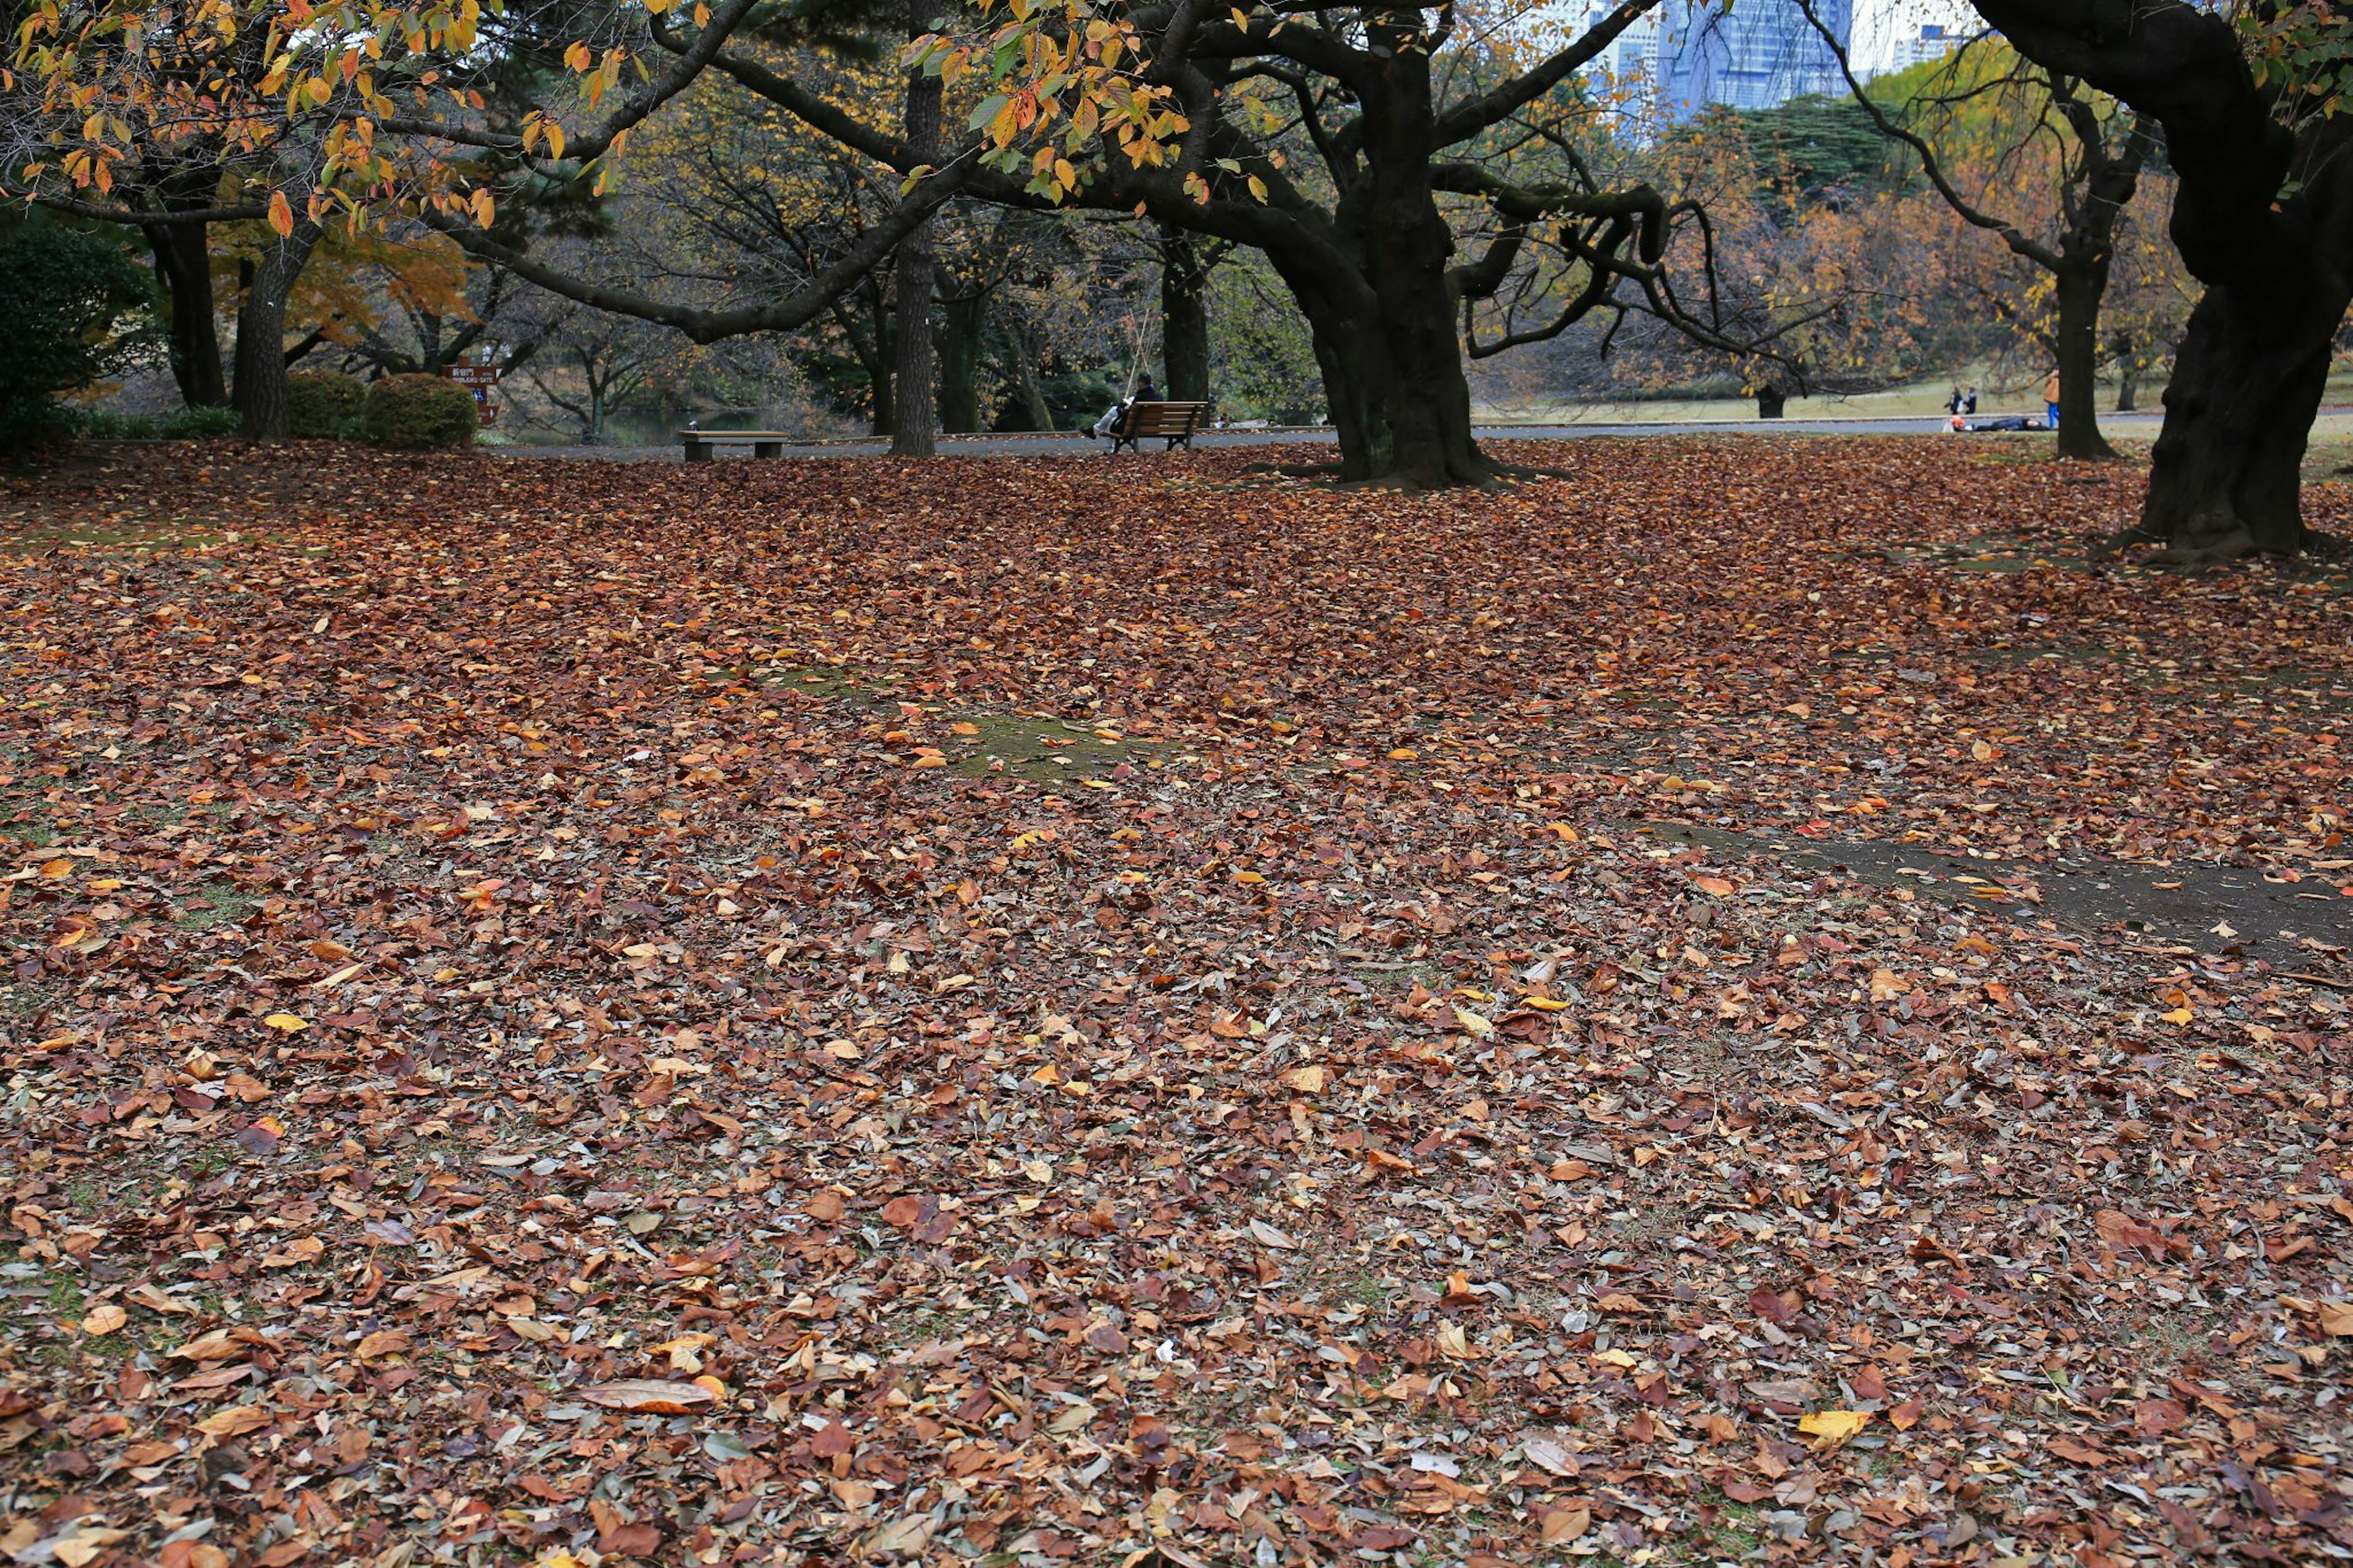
[2140,281,2342,558]
[1974,0,2353,558]
[1280,18,1491,487]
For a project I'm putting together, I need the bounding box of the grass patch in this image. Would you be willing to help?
[175,884,263,931]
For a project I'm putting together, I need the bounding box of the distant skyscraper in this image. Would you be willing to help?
[1573,1,1662,97]
[1653,0,1854,121]
[1889,21,1958,72]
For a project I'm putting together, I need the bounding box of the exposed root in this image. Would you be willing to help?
[2090,521,2163,561]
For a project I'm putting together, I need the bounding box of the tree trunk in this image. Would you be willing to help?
[1003,328,1053,430]
[888,0,942,457]
[2116,369,2136,412]
[1756,386,1788,420]
[1968,0,2353,556]
[230,220,320,442]
[936,292,984,433]
[2132,283,2340,559]
[1160,222,1212,403]
[143,219,226,407]
[2052,263,2115,460]
[1290,20,1491,487]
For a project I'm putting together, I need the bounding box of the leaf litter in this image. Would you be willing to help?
[2,437,2351,1566]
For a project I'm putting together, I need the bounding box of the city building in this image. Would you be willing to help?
[1887,21,1960,72]
[1651,0,1854,121]
[1572,1,1663,92]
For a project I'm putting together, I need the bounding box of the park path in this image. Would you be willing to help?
[494,409,2171,460]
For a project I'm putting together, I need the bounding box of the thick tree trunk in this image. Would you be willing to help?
[889,0,942,457]
[937,292,984,433]
[1288,22,1490,488]
[144,219,226,407]
[230,221,320,443]
[1970,1,2353,556]
[2116,371,2136,413]
[2131,284,2340,559]
[1279,262,1486,486]
[2052,264,2114,460]
[1159,222,1212,403]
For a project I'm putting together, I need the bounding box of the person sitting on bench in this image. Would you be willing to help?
[1091,375,1159,439]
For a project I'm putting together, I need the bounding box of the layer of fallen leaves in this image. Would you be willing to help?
[2,437,2350,1568]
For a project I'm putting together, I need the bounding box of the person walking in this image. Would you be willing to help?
[2042,368,2061,431]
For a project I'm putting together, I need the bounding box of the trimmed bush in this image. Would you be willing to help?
[287,370,366,438]
[363,374,477,449]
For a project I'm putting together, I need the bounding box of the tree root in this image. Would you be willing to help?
[2090,521,2163,559]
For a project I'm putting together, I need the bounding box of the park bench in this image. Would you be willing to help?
[1107,400,1210,453]
[680,429,795,461]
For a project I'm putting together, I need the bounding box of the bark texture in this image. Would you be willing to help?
[230,219,320,442]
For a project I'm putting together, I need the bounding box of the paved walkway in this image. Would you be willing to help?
[494,411,2170,461]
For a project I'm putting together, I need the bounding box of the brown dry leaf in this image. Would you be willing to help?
[1248,1218,1298,1249]
[196,1406,271,1438]
[79,1303,127,1336]
[577,1379,715,1414]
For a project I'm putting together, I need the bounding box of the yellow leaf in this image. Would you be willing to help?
[1452,1006,1493,1038]
[1519,996,1569,1012]
[262,1012,308,1032]
[1281,1064,1327,1093]
[564,40,592,70]
[267,190,294,238]
[1798,1409,1871,1445]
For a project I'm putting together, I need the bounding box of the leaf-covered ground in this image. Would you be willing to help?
[4,438,2352,1568]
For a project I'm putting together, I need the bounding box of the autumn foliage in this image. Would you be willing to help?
[3,438,2351,1565]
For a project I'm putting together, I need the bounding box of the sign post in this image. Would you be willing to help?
[443,363,503,427]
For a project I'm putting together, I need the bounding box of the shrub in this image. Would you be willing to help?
[73,409,160,441]
[363,374,477,449]
[164,404,242,438]
[287,370,366,438]
[0,221,153,460]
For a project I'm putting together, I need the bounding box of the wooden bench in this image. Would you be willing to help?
[680,429,795,461]
[1107,401,1210,453]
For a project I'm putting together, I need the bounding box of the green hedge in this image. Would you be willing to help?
[363,374,477,449]
[288,370,366,438]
